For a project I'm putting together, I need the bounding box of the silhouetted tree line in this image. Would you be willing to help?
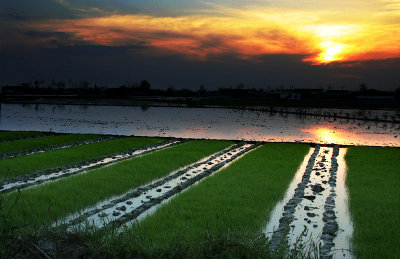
[1,80,400,101]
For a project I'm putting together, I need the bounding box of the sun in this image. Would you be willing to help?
[316,41,346,63]
[304,24,357,64]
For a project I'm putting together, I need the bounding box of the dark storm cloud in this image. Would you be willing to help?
[42,44,146,56]
[60,0,207,16]
[0,26,76,50]
[22,30,70,40]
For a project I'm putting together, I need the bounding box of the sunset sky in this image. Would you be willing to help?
[1,0,399,90]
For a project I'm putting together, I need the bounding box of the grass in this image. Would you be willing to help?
[346,146,400,258]
[0,131,45,141]
[0,133,102,155]
[2,140,233,230]
[117,143,309,256]
[0,136,161,181]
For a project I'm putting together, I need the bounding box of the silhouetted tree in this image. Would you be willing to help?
[79,80,89,89]
[140,80,151,90]
[22,81,32,87]
[51,79,56,87]
[359,83,367,92]
[167,86,175,96]
[395,87,400,100]
[199,84,206,97]
[57,80,65,89]
[128,82,139,89]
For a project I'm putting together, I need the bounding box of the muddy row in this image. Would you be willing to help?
[268,145,320,250]
[0,136,119,159]
[267,145,352,258]
[320,146,340,257]
[0,139,183,193]
[60,143,261,230]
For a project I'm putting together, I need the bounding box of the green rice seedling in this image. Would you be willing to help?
[346,146,400,258]
[0,133,102,155]
[0,224,321,258]
[0,136,162,180]
[3,140,233,230]
[121,143,309,255]
[0,131,45,141]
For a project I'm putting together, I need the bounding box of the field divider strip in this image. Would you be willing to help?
[0,139,183,194]
[63,142,261,230]
[0,136,119,160]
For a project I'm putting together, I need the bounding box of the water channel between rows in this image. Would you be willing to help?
[1,103,399,147]
[265,146,353,258]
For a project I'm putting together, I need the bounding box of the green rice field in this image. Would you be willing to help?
[346,146,400,259]
[0,131,399,258]
[0,133,103,155]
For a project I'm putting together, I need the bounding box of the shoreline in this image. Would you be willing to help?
[1,97,399,125]
[1,96,399,111]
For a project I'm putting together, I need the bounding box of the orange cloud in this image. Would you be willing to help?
[9,5,400,65]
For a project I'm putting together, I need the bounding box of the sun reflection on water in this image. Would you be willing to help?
[303,126,347,144]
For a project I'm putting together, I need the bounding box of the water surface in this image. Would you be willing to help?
[1,103,399,147]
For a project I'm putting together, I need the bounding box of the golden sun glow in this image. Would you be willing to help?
[316,128,343,144]
[317,42,346,63]
[302,24,360,64]
[15,4,400,65]
[303,126,349,144]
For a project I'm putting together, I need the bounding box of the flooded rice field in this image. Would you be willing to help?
[1,103,399,147]
[1,103,398,257]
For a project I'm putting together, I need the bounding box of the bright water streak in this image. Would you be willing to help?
[333,148,353,258]
[264,147,315,236]
[264,147,353,258]
[287,147,334,247]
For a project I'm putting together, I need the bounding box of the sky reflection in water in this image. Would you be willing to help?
[1,104,399,147]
